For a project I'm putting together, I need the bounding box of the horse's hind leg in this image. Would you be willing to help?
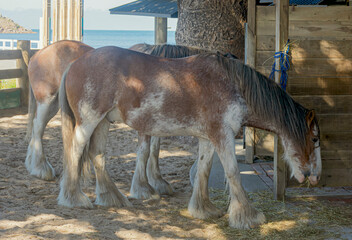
[130,134,159,199]
[146,136,173,195]
[188,138,224,219]
[58,121,97,208]
[25,97,58,180]
[89,118,131,207]
[212,127,265,229]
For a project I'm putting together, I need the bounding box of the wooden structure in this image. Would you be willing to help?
[0,40,35,108]
[109,0,178,44]
[41,0,83,47]
[245,0,352,199]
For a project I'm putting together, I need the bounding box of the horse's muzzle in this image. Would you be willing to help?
[308,174,320,186]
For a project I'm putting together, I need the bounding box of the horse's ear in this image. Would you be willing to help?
[306,109,315,127]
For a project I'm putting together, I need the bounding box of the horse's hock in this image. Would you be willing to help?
[245,3,352,195]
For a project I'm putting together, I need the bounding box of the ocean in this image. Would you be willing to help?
[0,29,176,49]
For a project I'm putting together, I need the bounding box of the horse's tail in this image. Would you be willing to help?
[59,64,91,180]
[25,83,36,142]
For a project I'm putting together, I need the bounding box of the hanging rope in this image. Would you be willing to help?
[269,39,291,91]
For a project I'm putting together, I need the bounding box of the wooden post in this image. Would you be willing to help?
[52,0,60,42]
[274,135,286,200]
[74,0,83,41]
[16,40,30,106]
[274,0,289,201]
[244,0,256,164]
[154,17,167,44]
[42,0,51,47]
[68,0,74,39]
[60,0,68,40]
[74,0,79,41]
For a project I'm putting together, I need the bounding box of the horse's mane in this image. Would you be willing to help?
[200,53,309,149]
[131,43,238,59]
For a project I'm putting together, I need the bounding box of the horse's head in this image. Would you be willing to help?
[283,110,322,186]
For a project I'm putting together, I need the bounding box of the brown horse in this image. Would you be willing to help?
[59,46,321,229]
[25,40,232,201]
[25,40,93,180]
[128,43,237,198]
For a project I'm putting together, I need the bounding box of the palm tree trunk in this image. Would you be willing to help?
[176,0,247,59]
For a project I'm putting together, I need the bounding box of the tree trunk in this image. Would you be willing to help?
[176,0,247,59]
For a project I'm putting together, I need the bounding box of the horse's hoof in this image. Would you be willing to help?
[129,183,160,200]
[149,178,173,196]
[188,199,225,219]
[95,190,132,207]
[30,161,56,181]
[228,207,266,229]
[58,190,93,209]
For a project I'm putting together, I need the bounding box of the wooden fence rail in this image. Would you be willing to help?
[0,40,32,109]
[0,69,23,80]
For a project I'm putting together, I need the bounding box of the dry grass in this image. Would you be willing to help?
[206,189,352,239]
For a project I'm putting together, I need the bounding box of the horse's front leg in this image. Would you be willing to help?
[213,127,265,229]
[188,138,224,219]
[146,136,173,195]
[25,97,58,180]
[130,134,159,199]
[89,118,131,207]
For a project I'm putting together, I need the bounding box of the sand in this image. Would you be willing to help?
[0,108,226,240]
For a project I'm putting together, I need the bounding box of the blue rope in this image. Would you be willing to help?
[269,39,290,91]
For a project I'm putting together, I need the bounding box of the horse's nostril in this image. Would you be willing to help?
[317,175,320,181]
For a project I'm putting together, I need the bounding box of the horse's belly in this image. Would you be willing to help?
[125,108,204,137]
[145,120,205,137]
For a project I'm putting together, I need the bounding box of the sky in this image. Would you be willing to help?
[0,0,178,31]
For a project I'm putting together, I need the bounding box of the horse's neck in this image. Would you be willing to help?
[244,114,282,135]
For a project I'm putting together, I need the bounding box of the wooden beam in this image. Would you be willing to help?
[258,5,352,22]
[274,0,289,201]
[0,50,22,60]
[68,0,74,39]
[16,40,30,107]
[245,0,257,68]
[0,69,23,80]
[42,0,51,47]
[74,0,83,41]
[154,17,167,45]
[60,0,68,40]
[244,0,257,164]
[52,0,60,42]
[245,127,255,163]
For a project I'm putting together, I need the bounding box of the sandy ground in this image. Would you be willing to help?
[0,108,227,240]
[1,108,352,240]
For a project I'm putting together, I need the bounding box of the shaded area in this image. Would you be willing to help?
[1,112,351,239]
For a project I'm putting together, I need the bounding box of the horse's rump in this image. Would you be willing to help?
[28,40,93,103]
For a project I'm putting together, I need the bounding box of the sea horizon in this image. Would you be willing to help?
[0,29,177,49]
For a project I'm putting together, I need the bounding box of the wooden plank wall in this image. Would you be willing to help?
[256,5,352,187]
